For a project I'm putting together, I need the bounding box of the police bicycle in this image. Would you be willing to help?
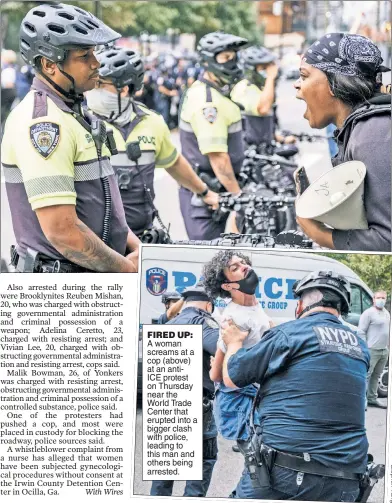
[169,231,312,249]
[212,193,298,237]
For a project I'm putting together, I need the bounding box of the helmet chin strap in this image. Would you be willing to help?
[57,63,85,104]
[38,61,84,105]
[107,89,132,124]
[296,300,338,319]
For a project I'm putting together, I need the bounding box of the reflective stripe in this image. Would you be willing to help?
[156,149,178,167]
[74,158,113,181]
[3,159,115,185]
[198,137,227,149]
[179,119,194,132]
[2,164,23,183]
[228,120,242,133]
[111,151,155,167]
[25,175,75,199]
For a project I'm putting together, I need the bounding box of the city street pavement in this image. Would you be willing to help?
[0,79,332,261]
[133,397,388,501]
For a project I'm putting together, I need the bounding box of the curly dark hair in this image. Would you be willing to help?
[202,250,252,300]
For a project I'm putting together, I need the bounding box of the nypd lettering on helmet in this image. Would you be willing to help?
[146,268,168,296]
[313,326,364,360]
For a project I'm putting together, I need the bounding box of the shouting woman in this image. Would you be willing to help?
[295,33,391,252]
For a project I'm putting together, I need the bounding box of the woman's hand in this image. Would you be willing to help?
[296,217,334,249]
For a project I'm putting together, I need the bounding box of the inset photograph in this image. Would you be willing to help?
[2,1,391,273]
[134,245,390,502]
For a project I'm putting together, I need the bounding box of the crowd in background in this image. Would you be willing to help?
[1,49,34,126]
[134,52,204,129]
[1,47,205,131]
[1,45,302,132]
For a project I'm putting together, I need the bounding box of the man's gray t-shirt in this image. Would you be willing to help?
[358,306,390,349]
[217,300,271,353]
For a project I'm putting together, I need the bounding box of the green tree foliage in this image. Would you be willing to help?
[1,0,260,51]
[323,253,392,297]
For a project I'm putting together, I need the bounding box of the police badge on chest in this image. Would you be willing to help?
[203,107,218,123]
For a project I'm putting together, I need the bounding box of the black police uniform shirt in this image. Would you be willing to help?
[227,312,370,473]
[1,77,128,260]
[166,306,218,400]
[157,312,169,325]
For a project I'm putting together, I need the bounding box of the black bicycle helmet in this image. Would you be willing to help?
[241,46,276,69]
[20,3,120,102]
[161,291,182,305]
[197,32,248,84]
[20,3,120,66]
[293,270,351,315]
[96,46,144,93]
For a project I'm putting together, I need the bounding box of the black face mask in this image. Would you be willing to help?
[214,57,242,86]
[224,268,259,296]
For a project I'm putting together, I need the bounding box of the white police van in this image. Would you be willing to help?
[140,247,374,327]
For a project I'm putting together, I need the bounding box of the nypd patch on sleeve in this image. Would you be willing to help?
[313,326,364,360]
[30,122,60,159]
[203,106,218,123]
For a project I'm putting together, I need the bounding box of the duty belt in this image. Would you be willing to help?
[273,450,361,481]
[11,246,92,273]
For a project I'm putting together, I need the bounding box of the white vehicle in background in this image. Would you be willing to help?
[140,247,374,326]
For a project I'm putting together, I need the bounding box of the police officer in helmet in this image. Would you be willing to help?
[231,46,279,146]
[233,45,297,147]
[221,270,370,501]
[1,3,140,272]
[85,46,218,240]
[156,290,183,324]
[179,32,248,240]
[151,283,246,497]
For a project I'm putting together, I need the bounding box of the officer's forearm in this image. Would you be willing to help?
[37,207,135,272]
[257,77,275,116]
[166,155,207,194]
[52,220,136,272]
[208,152,241,194]
[166,298,184,320]
[222,342,243,388]
[210,348,224,382]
